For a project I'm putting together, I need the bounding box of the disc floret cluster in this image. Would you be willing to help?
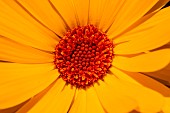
[54,25,114,88]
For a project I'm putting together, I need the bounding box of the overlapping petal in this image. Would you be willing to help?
[0,63,59,108]
[147,0,170,13]
[110,67,170,96]
[12,0,66,37]
[94,79,137,113]
[69,89,86,113]
[0,1,59,51]
[0,38,53,63]
[104,74,164,113]
[106,0,159,38]
[16,78,72,113]
[144,63,170,87]
[114,7,170,54]
[112,49,170,72]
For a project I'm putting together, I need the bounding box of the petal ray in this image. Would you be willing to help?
[110,67,170,96]
[114,7,170,44]
[16,78,66,113]
[0,1,58,51]
[88,0,108,26]
[49,0,79,29]
[112,49,170,72]
[147,0,170,13]
[14,0,66,37]
[99,0,125,31]
[114,7,170,54]
[0,63,59,108]
[94,79,137,113]
[107,0,158,38]
[0,38,53,63]
[71,0,89,26]
[69,89,86,113]
[86,87,105,113]
[104,74,164,112]
[21,83,75,113]
[144,63,170,87]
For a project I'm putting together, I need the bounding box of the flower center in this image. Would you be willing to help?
[54,25,114,88]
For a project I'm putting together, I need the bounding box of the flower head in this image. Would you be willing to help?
[0,0,170,113]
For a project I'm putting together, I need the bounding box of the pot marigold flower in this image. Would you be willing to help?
[0,0,170,113]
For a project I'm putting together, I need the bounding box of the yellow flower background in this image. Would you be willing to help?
[0,0,170,113]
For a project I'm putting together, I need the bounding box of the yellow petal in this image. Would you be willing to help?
[144,63,170,87]
[157,42,170,50]
[0,1,58,51]
[162,97,170,113]
[0,100,27,113]
[17,80,75,113]
[114,7,170,44]
[49,0,79,29]
[147,0,170,13]
[114,7,170,54]
[112,49,170,72]
[16,78,65,113]
[0,63,59,108]
[94,79,137,113]
[0,38,53,63]
[110,67,142,85]
[0,63,54,83]
[106,0,158,38]
[110,67,170,96]
[14,0,66,37]
[88,0,110,26]
[69,89,86,113]
[70,0,89,26]
[104,74,164,113]
[86,87,105,113]
[99,0,125,31]
[2,0,62,40]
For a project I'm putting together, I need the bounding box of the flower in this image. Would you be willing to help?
[0,0,170,113]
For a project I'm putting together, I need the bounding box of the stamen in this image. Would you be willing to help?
[54,25,114,88]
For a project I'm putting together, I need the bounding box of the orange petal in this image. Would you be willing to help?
[0,63,54,83]
[106,0,158,39]
[49,0,79,29]
[36,84,75,113]
[12,0,66,37]
[109,67,142,85]
[0,100,27,113]
[88,0,110,26]
[0,38,53,63]
[0,63,59,109]
[99,0,125,31]
[69,89,86,113]
[16,78,65,113]
[112,49,170,72]
[69,0,89,26]
[162,97,170,113]
[114,7,170,44]
[114,7,170,54]
[144,63,170,87]
[104,74,164,113]
[147,0,170,13]
[0,1,58,51]
[94,79,137,113]
[86,87,105,113]
[110,67,170,96]
[22,83,75,113]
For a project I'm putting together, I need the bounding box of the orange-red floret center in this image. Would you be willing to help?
[54,25,114,88]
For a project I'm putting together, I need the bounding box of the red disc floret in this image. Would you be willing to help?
[54,25,114,88]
